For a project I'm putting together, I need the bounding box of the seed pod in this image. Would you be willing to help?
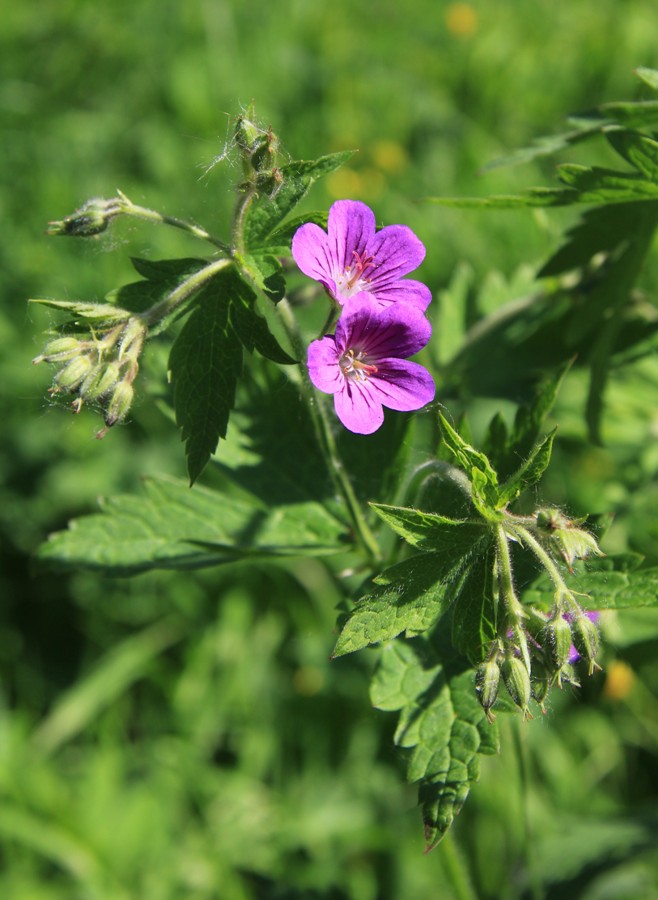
[501,656,531,714]
[571,613,601,675]
[54,355,94,391]
[475,659,500,722]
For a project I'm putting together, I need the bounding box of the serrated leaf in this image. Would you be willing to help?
[480,126,603,172]
[556,163,658,202]
[225,270,295,363]
[606,130,658,182]
[332,555,453,657]
[38,475,348,575]
[428,188,579,209]
[169,274,242,483]
[236,252,286,302]
[439,415,500,517]
[496,429,556,508]
[244,151,354,248]
[370,630,499,850]
[449,548,497,663]
[369,503,485,552]
[264,211,329,255]
[538,204,639,278]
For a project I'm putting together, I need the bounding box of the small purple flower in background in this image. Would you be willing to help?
[292,200,431,311]
[307,293,435,434]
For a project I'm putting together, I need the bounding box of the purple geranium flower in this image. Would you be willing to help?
[292,200,431,311]
[307,293,435,434]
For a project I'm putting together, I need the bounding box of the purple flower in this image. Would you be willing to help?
[292,200,431,311]
[307,293,435,434]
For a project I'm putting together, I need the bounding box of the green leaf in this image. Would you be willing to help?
[28,298,131,322]
[169,268,295,482]
[449,549,497,663]
[236,252,286,302]
[333,520,492,658]
[538,204,639,278]
[370,630,499,851]
[439,415,500,518]
[226,271,296,363]
[428,188,579,210]
[369,504,484,552]
[109,257,210,334]
[606,130,658,182]
[497,428,556,508]
[264,210,329,255]
[556,163,658,202]
[635,66,658,91]
[244,151,354,249]
[38,475,348,576]
[332,555,452,657]
[479,126,603,172]
[169,274,242,483]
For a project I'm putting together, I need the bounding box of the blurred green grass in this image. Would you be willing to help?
[3,0,658,896]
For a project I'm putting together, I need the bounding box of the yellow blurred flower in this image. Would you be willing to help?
[445,3,478,37]
[603,659,635,700]
[370,139,408,175]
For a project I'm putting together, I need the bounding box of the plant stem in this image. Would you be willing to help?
[439,833,478,900]
[495,524,525,621]
[276,299,382,566]
[117,192,229,252]
[140,258,233,327]
[231,183,258,257]
[508,523,577,610]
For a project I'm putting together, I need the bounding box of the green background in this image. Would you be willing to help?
[3,1,658,897]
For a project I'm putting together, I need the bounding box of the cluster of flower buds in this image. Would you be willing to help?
[475,638,534,722]
[33,313,147,438]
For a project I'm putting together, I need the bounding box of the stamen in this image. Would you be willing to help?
[339,348,378,381]
[345,250,375,289]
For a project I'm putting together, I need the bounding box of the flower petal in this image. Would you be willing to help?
[334,379,385,434]
[368,359,436,411]
[307,336,342,394]
[327,200,376,272]
[368,224,426,280]
[335,294,431,359]
[371,279,432,311]
[291,223,337,293]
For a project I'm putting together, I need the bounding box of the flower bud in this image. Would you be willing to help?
[475,659,500,722]
[530,665,551,712]
[536,508,603,572]
[53,355,94,391]
[118,319,147,362]
[571,613,601,675]
[80,361,122,401]
[235,110,279,175]
[104,381,134,427]
[542,614,573,670]
[33,336,83,364]
[501,656,531,714]
[47,198,120,237]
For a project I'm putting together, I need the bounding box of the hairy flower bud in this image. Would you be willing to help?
[235,108,279,176]
[33,336,83,364]
[47,197,121,237]
[536,507,603,571]
[475,659,500,722]
[53,355,94,391]
[543,613,574,670]
[118,318,147,362]
[80,361,122,401]
[530,665,551,712]
[571,613,601,675]
[104,381,134,427]
[501,656,531,714]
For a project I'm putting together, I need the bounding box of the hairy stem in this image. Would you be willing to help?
[117,191,229,252]
[508,523,578,611]
[139,258,233,327]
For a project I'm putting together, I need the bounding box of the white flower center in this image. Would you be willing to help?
[339,348,378,382]
[333,250,375,299]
